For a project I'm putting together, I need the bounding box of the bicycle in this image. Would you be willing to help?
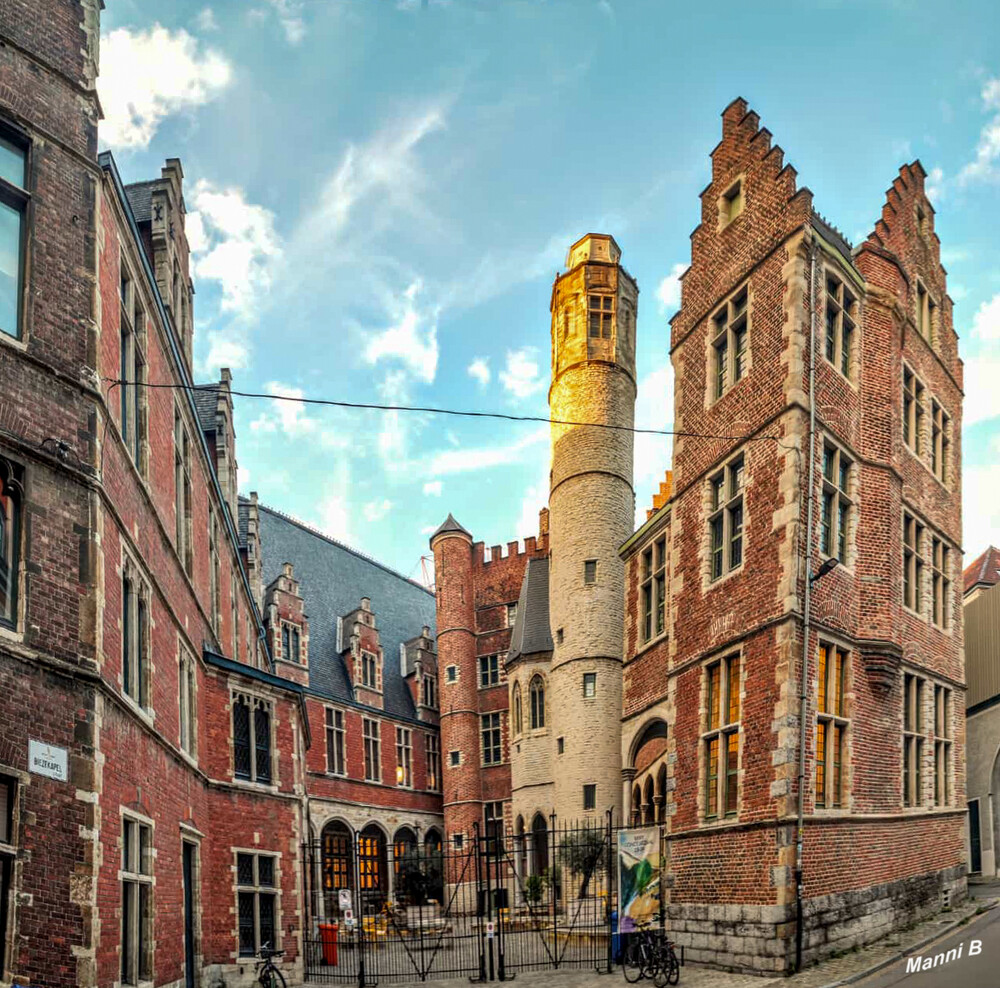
[255,942,287,988]
[621,927,680,985]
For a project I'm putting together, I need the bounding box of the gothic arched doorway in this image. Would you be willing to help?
[321,820,354,916]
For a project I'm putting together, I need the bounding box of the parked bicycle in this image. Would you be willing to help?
[621,927,680,986]
[255,943,287,988]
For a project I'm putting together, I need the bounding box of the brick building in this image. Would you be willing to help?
[0,2,444,986]
[434,100,966,973]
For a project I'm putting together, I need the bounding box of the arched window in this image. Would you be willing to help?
[643,777,654,826]
[530,812,548,876]
[631,784,642,826]
[424,829,442,853]
[529,676,545,730]
[656,764,668,824]
[358,824,388,902]
[513,683,523,735]
[322,820,354,905]
[0,459,23,629]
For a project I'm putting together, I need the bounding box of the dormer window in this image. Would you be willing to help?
[422,674,437,709]
[361,650,378,688]
[916,280,936,344]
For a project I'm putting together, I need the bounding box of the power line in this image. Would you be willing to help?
[103,378,797,448]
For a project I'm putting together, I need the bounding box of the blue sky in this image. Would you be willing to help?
[99,0,1000,580]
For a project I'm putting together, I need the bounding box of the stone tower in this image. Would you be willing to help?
[547,233,638,822]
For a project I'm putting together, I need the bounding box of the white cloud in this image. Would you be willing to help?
[188,180,283,320]
[249,382,318,437]
[925,166,945,203]
[632,362,674,528]
[468,357,491,388]
[363,280,439,383]
[428,426,548,476]
[263,0,306,44]
[98,25,231,150]
[316,492,352,544]
[959,75,1000,185]
[363,498,393,522]
[237,465,251,489]
[655,262,686,313]
[964,455,1000,560]
[194,7,219,31]
[971,293,1000,343]
[499,348,546,399]
[203,333,250,374]
[423,480,443,496]
[515,458,550,545]
[963,352,1000,428]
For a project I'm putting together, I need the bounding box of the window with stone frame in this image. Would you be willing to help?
[820,443,853,562]
[479,653,500,688]
[824,272,857,380]
[640,534,667,643]
[233,692,272,784]
[588,293,614,339]
[179,647,197,759]
[174,408,194,577]
[506,602,518,628]
[118,265,147,473]
[931,537,951,630]
[584,558,598,584]
[363,718,381,781]
[583,783,597,812]
[484,801,504,847]
[325,707,345,775]
[529,675,545,730]
[481,711,502,765]
[0,129,28,342]
[445,665,457,683]
[121,561,151,710]
[916,279,936,344]
[933,685,952,807]
[209,507,221,637]
[930,399,950,484]
[449,750,460,768]
[0,774,18,978]
[903,672,925,807]
[815,643,849,809]
[708,454,745,582]
[902,365,925,456]
[396,726,412,788]
[236,851,277,957]
[710,285,749,401]
[512,682,523,735]
[121,815,153,985]
[0,458,23,631]
[231,572,238,659]
[703,653,740,820]
[425,733,441,792]
[583,672,597,698]
[422,674,436,709]
[903,512,926,615]
[360,650,379,689]
[720,177,743,226]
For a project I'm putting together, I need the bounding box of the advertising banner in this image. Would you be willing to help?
[617,827,661,933]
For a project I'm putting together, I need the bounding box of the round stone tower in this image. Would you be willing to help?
[548,233,637,823]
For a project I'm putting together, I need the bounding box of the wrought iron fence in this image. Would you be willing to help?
[301,813,641,985]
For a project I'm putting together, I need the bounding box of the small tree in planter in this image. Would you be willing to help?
[557,826,605,899]
[523,873,547,911]
[397,847,444,927]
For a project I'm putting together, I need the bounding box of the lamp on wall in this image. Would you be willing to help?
[396,765,405,786]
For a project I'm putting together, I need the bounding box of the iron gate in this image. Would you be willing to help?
[302,814,628,984]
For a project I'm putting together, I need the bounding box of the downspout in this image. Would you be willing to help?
[794,234,818,973]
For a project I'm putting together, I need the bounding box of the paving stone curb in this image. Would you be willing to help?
[815,899,998,988]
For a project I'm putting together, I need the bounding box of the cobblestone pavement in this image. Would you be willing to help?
[291,896,997,988]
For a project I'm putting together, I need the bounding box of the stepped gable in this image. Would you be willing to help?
[672,97,813,352]
[257,502,435,718]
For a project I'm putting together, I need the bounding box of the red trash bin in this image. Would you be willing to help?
[318,922,339,965]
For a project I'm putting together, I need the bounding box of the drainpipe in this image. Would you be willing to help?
[794,235,818,973]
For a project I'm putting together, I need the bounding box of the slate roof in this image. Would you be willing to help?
[430,513,471,542]
[192,385,220,434]
[124,180,157,223]
[508,556,553,661]
[964,546,1000,596]
[257,502,436,721]
[237,499,250,548]
[812,210,855,268]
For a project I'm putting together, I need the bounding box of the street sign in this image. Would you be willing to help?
[338,888,352,911]
[486,921,495,939]
[29,740,67,781]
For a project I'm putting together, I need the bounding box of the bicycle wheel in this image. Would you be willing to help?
[664,947,680,986]
[621,937,645,983]
[259,967,288,988]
